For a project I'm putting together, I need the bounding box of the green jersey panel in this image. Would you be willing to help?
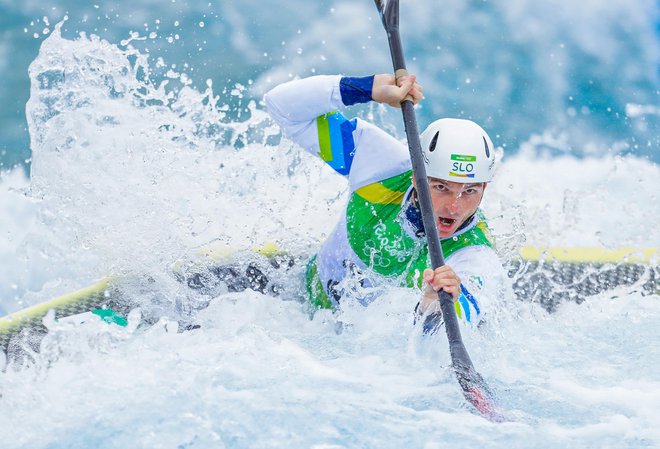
[345,170,494,290]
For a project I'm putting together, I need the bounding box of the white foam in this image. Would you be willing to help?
[0,22,659,449]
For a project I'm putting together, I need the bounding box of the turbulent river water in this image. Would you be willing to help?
[1,2,659,448]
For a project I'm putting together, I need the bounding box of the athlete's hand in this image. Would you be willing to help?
[372,73,423,108]
[418,266,461,314]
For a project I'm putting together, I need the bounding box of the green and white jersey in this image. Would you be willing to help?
[265,75,506,324]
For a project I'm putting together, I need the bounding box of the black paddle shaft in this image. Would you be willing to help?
[374,0,474,369]
[374,0,503,420]
[372,3,511,423]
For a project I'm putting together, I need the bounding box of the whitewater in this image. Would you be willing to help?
[1,8,659,449]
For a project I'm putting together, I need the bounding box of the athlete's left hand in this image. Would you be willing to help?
[372,73,423,108]
[419,266,461,314]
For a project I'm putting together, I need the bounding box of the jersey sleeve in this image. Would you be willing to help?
[445,245,509,326]
[264,75,411,191]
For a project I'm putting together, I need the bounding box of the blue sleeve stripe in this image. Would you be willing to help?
[317,112,356,176]
[460,283,481,316]
[327,113,347,174]
[340,119,357,172]
[457,291,472,323]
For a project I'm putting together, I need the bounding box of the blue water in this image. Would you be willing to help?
[0,1,659,448]
[0,0,658,170]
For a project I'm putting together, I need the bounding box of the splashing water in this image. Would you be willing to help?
[0,20,659,449]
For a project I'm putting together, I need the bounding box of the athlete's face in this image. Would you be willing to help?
[426,178,486,238]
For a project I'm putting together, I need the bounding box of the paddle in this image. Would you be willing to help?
[373,0,503,421]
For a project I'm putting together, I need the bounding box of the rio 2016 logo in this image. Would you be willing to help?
[449,154,476,178]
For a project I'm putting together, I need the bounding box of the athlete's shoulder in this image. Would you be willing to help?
[347,120,411,190]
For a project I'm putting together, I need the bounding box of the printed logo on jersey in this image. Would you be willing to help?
[465,274,484,295]
[449,154,476,178]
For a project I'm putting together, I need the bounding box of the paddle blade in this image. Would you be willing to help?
[456,366,506,422]
[423,309,505,421]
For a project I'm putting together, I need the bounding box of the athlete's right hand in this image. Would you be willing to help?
[416,266,460,315]
[372,73,423,108]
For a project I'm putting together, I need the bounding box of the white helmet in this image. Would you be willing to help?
[419,118,496,183]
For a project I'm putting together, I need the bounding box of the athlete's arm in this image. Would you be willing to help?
[263,74,421,188]
[263,73,421,129]
[264,75,344,133]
